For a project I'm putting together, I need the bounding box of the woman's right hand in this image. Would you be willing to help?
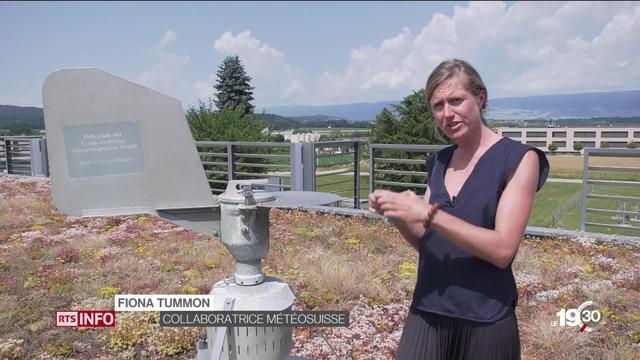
[368,191,383,215]
[372,189,429,223]
[369,189,432,250]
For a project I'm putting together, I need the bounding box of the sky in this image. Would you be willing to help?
[1,1,639,110]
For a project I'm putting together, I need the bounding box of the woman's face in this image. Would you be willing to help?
[429,74,485,142]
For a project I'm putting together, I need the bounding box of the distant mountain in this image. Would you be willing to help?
[489,90,640,119]
[0,104,358,132]
[3,90,640,130]
[0,105,44,129]
[262,101,399,122]
[256,113,366,130]
[263,90,640,122]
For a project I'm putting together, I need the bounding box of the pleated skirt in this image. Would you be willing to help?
[395,308,520,360]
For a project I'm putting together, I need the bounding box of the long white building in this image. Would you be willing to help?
[495,127,640,151]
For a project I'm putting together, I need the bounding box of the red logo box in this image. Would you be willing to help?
[56,310,116,327]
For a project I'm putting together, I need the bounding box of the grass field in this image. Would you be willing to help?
[583,184,640,237]
[529,183,581,228]
[548,155,640,181]
[312,174,640,237]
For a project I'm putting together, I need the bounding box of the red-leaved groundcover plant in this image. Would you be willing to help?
[0,175,638,359]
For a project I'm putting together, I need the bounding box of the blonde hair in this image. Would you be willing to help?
[425,59,488,123]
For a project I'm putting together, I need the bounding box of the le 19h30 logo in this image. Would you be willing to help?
[553,301,602,333]
[56,310,116,328]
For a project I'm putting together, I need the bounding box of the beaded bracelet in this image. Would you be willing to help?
[422,203,441,229]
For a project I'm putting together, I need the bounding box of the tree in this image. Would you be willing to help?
[369,89,451,192]
[369,89,449,145]
[8,127,34,136]
[214,55,255,115]
[600,141,609,148]
[186,98,274,193]
[187,99,268,142]
[370,108,399,144]
[547,143,558,152]
[627,141,638,149]
[573,142,584,151]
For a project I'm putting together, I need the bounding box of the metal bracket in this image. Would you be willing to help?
[156,206,221,238]
[239,184,256,206]
[210,297,236,360]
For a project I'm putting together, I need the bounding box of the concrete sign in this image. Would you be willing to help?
[43,68,215,217]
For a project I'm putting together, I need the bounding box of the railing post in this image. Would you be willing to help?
[302,142,316,191]
[368,144,375,195]
[5,139,12,174]
[227,143,235,181]
[1,139,7,173]
[290,143,303,191]
[353,141,360,209]
[30,138,49,177]
[580,148,589,231]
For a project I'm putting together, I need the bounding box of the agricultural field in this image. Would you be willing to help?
[529,183,581,228]
[1,175,639,359]
[547,155,640,181]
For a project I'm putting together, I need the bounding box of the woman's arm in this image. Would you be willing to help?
[369,188,431,251]
[375,150,540,268]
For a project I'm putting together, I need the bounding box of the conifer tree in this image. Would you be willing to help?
[369,89,450,192]
[370,89,447,145]
[214,55,255,115]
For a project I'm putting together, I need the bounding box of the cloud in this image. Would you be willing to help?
[214,31,284,65]
[198,30,305,107]
[502,3,640,95]
[193,74,216,102]
[138,53,190,94]
[141,2,640,108]
[318,1,640,103]
[137,31,191,99]
[158,30,177,50]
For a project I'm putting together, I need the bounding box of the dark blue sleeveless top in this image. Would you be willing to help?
[412,137,549,322]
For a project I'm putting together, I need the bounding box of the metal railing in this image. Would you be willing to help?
[9,136,639,238]
[580,148,640,236]
[0,136,48,177]
[368,144,445,194]
[196,141,296,194]
[196,141,444,209]
[312,141,361,208]
[195,141,363,208]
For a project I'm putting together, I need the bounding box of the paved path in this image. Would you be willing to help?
[546,178,582,183]
[271,169,584,184]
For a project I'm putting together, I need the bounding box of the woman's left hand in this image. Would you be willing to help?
[371,189,428,223]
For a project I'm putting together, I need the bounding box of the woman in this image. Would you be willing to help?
[369,59,549,360]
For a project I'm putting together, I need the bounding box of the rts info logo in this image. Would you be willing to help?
[56,310,116,328]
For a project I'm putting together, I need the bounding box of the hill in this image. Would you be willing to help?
[3,89,640,130]
[263,90,640,122]
[490,90,640,119]
[262,101,399,122]
[0,105,357,132]
[0,105,44,129]
[256,113,368,130]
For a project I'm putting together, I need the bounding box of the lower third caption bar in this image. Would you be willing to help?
[159,311,349,327]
